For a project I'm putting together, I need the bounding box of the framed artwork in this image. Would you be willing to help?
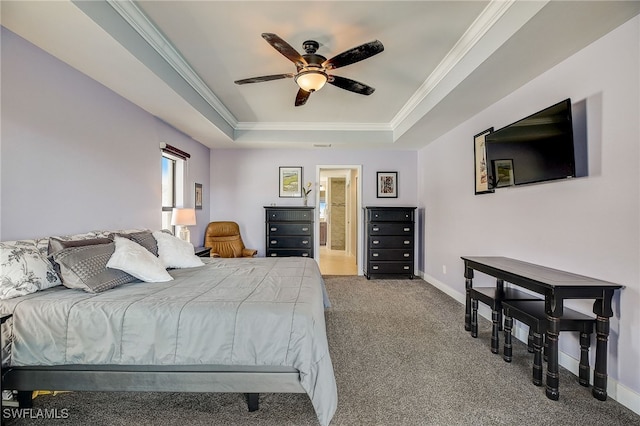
[194,183,203,209]
[474,127,494,195]
[279,166,302,198]
[492,159,514,188]
[376,171,398,198]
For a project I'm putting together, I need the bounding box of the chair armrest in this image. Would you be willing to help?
[242,249,258,257]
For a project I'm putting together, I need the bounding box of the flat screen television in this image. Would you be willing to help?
[484,98,584,188]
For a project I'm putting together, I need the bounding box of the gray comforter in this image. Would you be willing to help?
[0,257,336,425]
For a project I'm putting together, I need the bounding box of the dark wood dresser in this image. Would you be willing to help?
[364,206,416,279]
[264,206,314,258]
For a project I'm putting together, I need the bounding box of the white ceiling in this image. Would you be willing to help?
[2,1,639,150]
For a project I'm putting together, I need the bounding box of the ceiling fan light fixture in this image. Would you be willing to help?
[295,69,328,92]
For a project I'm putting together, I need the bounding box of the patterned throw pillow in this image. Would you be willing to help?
[114,231,159,256]
[0,241,62,299]
[52,243,137,293]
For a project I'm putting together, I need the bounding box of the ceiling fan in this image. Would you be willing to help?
[234,33,384,106]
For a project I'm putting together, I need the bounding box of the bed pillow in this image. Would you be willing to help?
[152,231,204,269]
[0,241,62,299]
[52,243,136,293]
[112,231,159,256]
[48,236,113,256]
[107,236,172,282]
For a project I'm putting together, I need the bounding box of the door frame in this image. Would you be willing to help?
[315,165,362,276]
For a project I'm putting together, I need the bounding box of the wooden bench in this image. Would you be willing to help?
[502,299,595,387]
[469,286,541,353]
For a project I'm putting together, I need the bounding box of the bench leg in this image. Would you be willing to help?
[532,332,543,386]
[17,391,33,408]
[471,299,478,338]
[527,328,534,353]
[579,331,591,387]
[545,316,560,400]
[245,393,259,412]
[503,315,513,362]
[491,309,500,354]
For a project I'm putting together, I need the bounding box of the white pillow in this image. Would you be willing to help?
[152,231,204,269]
[107,236,173,282]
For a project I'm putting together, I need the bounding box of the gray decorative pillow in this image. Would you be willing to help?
[0,241,62,299]
[53,243,136,293]
[48,236,113,256]
[115,231,158,256]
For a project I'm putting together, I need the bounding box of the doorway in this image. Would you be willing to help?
[316,166,361,276]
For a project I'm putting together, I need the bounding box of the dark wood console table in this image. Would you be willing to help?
[461,256,622,401]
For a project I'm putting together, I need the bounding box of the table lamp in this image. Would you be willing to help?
[171,208,196,242]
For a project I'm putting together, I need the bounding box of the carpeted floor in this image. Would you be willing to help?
[3,276,639,425]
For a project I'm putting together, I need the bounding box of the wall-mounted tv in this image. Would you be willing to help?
[484,98,586,188]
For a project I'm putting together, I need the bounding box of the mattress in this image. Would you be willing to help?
[0,257,336,425]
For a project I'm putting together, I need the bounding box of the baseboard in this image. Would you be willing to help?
[420,272,640,416]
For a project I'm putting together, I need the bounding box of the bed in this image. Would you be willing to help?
[1,255,337,426]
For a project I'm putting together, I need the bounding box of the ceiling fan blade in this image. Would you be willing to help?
[322,40,384,70]
[262,33,307,67]
[234,73,294,85]
[295,88,311,106]
[328,75,375,95]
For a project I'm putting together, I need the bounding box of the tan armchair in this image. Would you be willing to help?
[204,221,257,258]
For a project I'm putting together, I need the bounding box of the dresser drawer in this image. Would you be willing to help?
[268,236,312,248]
[369,249,413,261]
[267,223,312,236]
[368,262,413,274]
[267,249,312,257]
[368,223,413,236]
[366,208,414,222]
[266,209,313,222]
[368,235,414,249]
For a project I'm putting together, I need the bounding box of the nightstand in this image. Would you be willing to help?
[194,246,211,257]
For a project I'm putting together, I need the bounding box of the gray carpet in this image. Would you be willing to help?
[3,276,639,425]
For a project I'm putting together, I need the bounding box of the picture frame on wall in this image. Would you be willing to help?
[194,183,203,209]
[279,166,303,198]
[376,171,398,198]
[474,127,494,195]
[492,159,515,188]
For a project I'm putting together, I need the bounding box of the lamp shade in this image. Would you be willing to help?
[295,70,328,92]
[171,208,196,226]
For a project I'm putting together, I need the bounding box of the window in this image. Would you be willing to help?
[161,144,190,231]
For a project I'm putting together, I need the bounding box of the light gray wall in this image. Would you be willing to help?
[416,17,639,404]
[0,28,210,243]
[209,148,418,257]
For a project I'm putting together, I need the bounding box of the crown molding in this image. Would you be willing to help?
[107,0,239,128]
[390,0,516,130]
[235,122,392,132]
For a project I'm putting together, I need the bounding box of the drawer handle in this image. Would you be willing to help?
[270,253,277,257]
[302,253,309,257]
[373,240,379,244]
[404,240,410,244]
[372,253,379,257]
[302,227,309,231]
[373,266,379,270]
[403,266,410,270]
[271,240,277,244]
[302,240,309,244]
[271,227,277,231]
[403,253,410,257]
[372,227,380,231]
[404,228,410,232]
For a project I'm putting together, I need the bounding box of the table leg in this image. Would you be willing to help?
[579,331,591,387]
[465,277,473,332]
[545,314,560,400]
[471,299,479,338]
[592,316,610,400]
[491,309,500,354]
[503,315,513,362]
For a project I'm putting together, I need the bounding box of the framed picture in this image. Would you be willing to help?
[279,166,303,198]
[492,159,514,188]
[376,171,398,198]
[194,183,203,209]
[474,127,494,195]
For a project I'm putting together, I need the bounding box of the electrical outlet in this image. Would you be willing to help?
[442,265,447,274]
